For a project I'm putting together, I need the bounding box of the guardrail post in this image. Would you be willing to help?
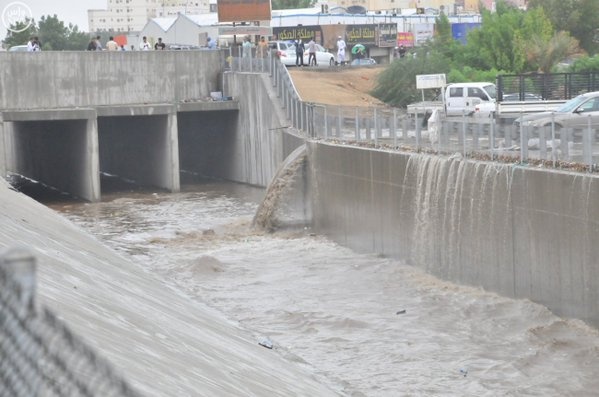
[539,126,547,160]
[336,106,342,138]
[300,101,305,132]
[490,118,495,160]
[561,128,571,161]
[521,124,529,163]
[461,111,467,157]
[551,113,557,168]
[355,108,360,140]
[584,114,593,170]
[324,106,329,139]
[392,108,397,147]
[374,108,379,146]
[0,247,37,317]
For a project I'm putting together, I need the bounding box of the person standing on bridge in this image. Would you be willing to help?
[106,36,119,51]
[336,36,346,65]
[140,36,151,51]
[154,37,166,50]
[257,36,268,58]
[307,37,317,66]
[242,36,252,58]
[295,39,305,67]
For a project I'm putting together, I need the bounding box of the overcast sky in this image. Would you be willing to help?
[1,0,106,39]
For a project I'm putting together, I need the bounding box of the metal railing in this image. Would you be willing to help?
[0,247,142,397]
[227,56,599,172]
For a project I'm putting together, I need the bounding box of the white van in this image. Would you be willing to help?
[444,82,497,117]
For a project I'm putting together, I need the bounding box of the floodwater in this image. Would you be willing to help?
[46,179,599,397]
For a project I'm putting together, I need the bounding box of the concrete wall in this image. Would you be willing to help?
[307,142,599,327]
[0,115,5,177]
[0,51,224,110]
[223,72,300,187]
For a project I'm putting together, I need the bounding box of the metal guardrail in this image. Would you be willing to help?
[0,247,142,397]
[228,57,599,172]
[497,72,599,101]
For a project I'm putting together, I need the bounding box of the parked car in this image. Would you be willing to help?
[502,93,543,101]
[8,45,28,52]
[350,58,377,66]
[269,41,296,66]
[270,40,335,67]
[168,44,201,50]
[513,91,599,130]
[303,43,336,66]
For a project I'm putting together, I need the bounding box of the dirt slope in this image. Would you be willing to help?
[288,66,385,107]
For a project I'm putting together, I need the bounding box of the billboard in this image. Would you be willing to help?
[273,26,323,43]
[345,25,377,45]
[397,32,414,47]
[217,0,271,23]
[451,23,481,45]
[376,23,397,47]
[413,23,434,46]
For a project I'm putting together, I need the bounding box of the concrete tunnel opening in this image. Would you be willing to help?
[177,110,238,182]
[98,114,178,193]
[6,119,99,202]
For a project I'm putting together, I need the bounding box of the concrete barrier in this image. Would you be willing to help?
[307,142,599,327]
[0,51,224,110]
[223,72,300,187]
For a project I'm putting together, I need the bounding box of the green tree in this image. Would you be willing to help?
[526,31,580,73]
[271,0,316,10]
[528,0,599,55]
[38,15,69,50]
[372,48,451,107]
[3,19,37,48]
[570,55,599,72]
[461,2,528,73]
[66,24,90,50]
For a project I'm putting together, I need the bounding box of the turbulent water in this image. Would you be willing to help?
[46,180,599,397]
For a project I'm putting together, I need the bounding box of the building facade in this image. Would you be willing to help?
[89,0,211,33]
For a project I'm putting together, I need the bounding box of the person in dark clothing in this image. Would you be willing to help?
[154,37,166,50]
[295,39,305,67]
[87,38,97,51]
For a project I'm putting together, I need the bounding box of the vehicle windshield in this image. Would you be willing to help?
[483,84,496,100]
[556,95,587,113]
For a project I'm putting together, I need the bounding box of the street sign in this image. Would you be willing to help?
[416,74,446,89]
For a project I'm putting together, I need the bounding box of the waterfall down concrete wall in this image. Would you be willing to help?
[307,142,599,327]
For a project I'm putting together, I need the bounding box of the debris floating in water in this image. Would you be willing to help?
[396,310,406,315]
[258,337,274,349]
[459,368,468,377]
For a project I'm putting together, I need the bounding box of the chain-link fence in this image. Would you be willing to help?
[226,55,599,172]
[0,248,142,397]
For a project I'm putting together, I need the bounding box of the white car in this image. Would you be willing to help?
[270,41,335,67]
[303,43,336,67]
[269,41,297,66]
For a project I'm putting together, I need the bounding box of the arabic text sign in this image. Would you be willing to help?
[345,25,376,45]
[217,0,271,23]
[376,23,397,47]
[416,74,446,90]
[397,32,414,47]
[219,26,273,36]
[273,26,322,42]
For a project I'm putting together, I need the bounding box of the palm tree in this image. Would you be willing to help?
[526,31,582,73]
